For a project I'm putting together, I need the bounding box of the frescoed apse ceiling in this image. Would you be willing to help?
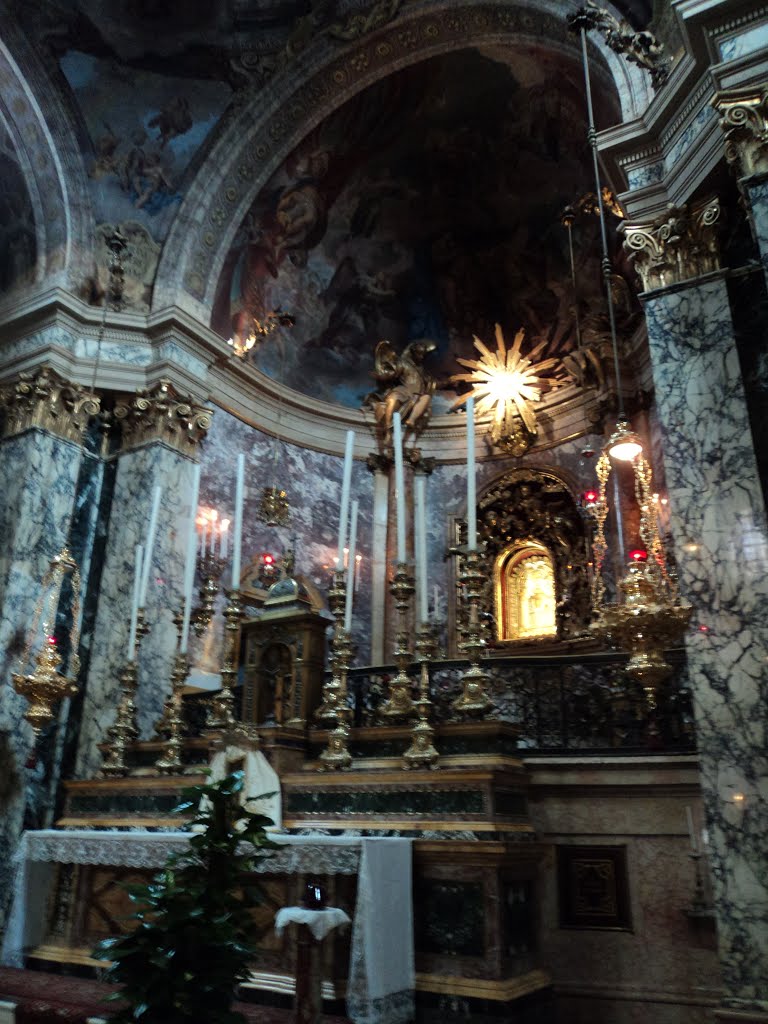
[12,0,651,410]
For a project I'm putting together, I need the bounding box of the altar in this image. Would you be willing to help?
[2,830,414,1024]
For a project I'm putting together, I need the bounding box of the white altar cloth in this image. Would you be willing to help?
[1,830,414,1024]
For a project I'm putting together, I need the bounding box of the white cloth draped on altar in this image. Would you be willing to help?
[1,830,414,1024]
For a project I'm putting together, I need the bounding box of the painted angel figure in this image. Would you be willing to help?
[364,338,438,450]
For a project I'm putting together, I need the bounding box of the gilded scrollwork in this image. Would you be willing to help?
[622,196,722,293]
[113,378,213,456]
[0,366,100,445]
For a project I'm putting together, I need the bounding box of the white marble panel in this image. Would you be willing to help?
[75,443,197,778]
[0,429,83,927]
[643,276,768,1012]
[718,22,768,62]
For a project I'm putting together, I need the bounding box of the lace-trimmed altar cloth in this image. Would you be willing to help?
[1,830,413,1024]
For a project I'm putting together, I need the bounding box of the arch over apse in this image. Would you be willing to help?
[0,18,94,295]
[152,0,648,320]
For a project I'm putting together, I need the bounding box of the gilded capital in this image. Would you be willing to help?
[622,196,721,293]
[114,378,213,456]
[712,86,768,180]
[0,366,100,444]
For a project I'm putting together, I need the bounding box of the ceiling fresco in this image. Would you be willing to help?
[59,51,232,239]
[212,46,627,409]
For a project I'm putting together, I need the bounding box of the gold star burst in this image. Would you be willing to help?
[450,324,567,440]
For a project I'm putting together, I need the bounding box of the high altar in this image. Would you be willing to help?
[3,2,768,1022]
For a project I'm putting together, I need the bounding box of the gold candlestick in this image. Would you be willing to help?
[403,624,439,770]
[156,652,190,774]
[318,628,355,771]
[152,611,184,738]
[315,569,346,723]
[452,549,492,714]
[207,588,242,730]
[102,661,139,776]
[193,553,226,635]
[380,562,416,718]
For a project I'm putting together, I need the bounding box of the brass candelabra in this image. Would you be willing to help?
[380,563,416,719]
[207,588,243,730]
[315,570,346,724]
[12,547,82,734]
[156,652,191,774]
[402,624,439,770]
[102,610,150,777]
[193,551,226,636]
[452,550,492,714]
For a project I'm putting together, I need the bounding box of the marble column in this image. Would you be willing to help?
[366,454,390,667]
[625,199,768,1016]
[0,367,99,927]
[713,85,768,288]
[75,380,212,779]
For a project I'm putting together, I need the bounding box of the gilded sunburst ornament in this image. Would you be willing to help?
[450,324,567,452]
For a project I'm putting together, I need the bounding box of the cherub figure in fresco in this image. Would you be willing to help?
[148,96,193,148]
[364,338,438,450]
[134,150,174,210]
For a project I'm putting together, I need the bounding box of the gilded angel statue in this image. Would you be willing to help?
[363,338,437,450]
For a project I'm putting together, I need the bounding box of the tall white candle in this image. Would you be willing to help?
[127,544,143,661]
[414,472,428,624]
[466,396,477,551]
[199,519,206,557]
[231,454,245,588]
[180,465,202,655]
[344,501,359,631]
[220,519,230,561]
[433,584,439,618]
[139,486,162,606]
[337,430,355,569]
[393,412,407,564]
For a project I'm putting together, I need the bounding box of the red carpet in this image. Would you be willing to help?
[0,968,351,1023]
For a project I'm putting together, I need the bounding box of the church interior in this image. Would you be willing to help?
[0,0,767,1021]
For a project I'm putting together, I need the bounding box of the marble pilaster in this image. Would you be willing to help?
[367,457,390,667]
[75,381,211,778]
[639,271,768,1012]
[0,368,97,927]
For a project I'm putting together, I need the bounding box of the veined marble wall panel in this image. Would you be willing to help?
[0,429,83,926]
[75,443,196,778]
[746,179,768,290]
[643,276,768,1011]
[198,407,373,665]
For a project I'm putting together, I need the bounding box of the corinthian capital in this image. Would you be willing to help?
[114,379,213,456]
[0,366,100,444]
[712,86,768,180]
[622,196,721,293]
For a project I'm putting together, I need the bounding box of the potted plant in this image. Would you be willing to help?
[95,771,276,1023]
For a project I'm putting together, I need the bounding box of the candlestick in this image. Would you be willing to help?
[393,412,407,563]
[344,501,359,631]
[318,569,355,770]
[102,662,139,777]
[232,454,245,588]
[466,397,477,551]
[156,652,191,774]
[414,472,428,625]
[381,562,415,718]
[208,588,243,730]
[139,486,162,606]
[180,465,201,655]
[337,429,355,569]
[403,624,439,770]
[127,544,143,662]
[453,549,492,714]
[220,518,230,560]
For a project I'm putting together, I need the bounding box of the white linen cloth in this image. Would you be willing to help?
[274,906,350,941]
[1,830,413,1024]
[207,743,282,829]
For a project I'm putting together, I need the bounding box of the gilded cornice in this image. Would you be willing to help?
[114,378,213,456]
[0,365,99,445]
[712,85,768,180]
[622,195,721,293]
